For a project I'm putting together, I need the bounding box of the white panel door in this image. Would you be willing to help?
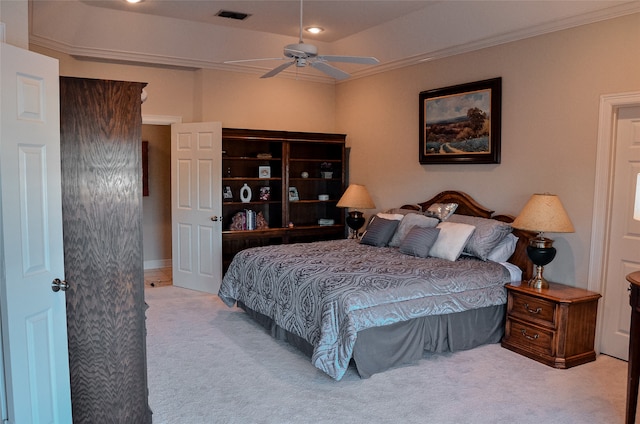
[600,105,640,360]
[171,122,222,293]
[0,43,72,422]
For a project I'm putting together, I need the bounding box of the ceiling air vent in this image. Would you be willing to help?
[216,10,251,20]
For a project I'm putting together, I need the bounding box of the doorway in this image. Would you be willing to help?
[142,124,172,284]
[141,116,182,286]
[591,92,640,360]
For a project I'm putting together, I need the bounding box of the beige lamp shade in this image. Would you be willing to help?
[511,193,575,234]
[336,184,375,209]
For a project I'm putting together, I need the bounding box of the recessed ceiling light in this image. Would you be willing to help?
[126,0,144,3]
[305,27,324,35]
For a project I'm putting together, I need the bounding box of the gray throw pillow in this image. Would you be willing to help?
[388,213,440,247]
[448,214,513,260]
[399,227,441,258]
[360,217,399,247]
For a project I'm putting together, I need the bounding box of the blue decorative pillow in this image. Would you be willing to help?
[360,217,399,247]
[399,227,441,258]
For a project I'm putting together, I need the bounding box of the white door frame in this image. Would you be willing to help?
[589,91,640,352]
[142,115,182,126]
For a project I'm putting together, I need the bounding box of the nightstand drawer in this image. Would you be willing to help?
[509,292,557,327]
[505,318,555,357]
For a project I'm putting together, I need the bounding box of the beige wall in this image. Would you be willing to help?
[31,13,640,287]
[0,0,28,48]
[33,46,198,122]
[195,69,336,132]
[30,46,339,265]
[335,13,640,287]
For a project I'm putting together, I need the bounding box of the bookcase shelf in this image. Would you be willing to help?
[221,128,346,272]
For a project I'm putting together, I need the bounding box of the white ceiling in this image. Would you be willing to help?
[78,0,436,43]
[30,0,640,82]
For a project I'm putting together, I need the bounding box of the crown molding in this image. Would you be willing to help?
[350,2,640,81]
[29,3,640,84]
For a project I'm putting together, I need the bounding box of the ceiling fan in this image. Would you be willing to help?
[224,0,379,80]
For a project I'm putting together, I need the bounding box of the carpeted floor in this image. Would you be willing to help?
[144,285,627,424]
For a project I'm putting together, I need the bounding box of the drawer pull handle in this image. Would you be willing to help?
[521,329,539,340]
[523,303,542,314]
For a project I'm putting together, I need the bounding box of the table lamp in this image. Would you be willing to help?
[337,184,376,238]
[511,193,575,289]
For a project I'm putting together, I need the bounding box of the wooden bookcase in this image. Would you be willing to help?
[221,128,346,272]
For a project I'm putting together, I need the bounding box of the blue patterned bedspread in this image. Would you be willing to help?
[218,239,510,380]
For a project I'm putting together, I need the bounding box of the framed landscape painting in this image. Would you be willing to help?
[419,77,501,164]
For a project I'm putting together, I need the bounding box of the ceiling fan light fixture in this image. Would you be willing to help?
[305,26,324,34]
[226,0,379,80]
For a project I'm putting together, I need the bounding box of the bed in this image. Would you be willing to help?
[218,191,533,380]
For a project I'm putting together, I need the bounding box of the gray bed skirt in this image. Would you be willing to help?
[237,302,506,378]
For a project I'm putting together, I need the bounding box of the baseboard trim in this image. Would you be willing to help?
[144,259,171,270]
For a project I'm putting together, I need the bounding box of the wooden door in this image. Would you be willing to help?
[0,43,72,423]
[600,105,640,360]
[171,122,222,293]
[60,77,151,423]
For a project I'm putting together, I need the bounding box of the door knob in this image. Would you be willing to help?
[210,216,222,222]
[51,278,69,292]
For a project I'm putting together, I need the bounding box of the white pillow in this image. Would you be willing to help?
[376,213,404,221]
[487,234,519,262]
[429,222,476,261]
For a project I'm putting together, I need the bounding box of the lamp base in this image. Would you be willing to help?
[528,265,550,289]
[346,211,365,239]
[526,236,557,290]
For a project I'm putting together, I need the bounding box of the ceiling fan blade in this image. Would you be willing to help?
[261,61,295,79]
[224,57,285,64]
[317,55,380,65]
[310,61,351,80]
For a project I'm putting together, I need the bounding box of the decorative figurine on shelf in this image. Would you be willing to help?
[240,183,252,203]
[301,171,309,178]
[259,186,271,201]
[320,162,333,179]
[229,211,246,231]
[256,212,268,229]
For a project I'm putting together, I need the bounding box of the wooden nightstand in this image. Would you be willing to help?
[501,281,601,368]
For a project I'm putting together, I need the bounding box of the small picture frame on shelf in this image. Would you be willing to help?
[289,187,299,201]
[259,186,271,201]
[223,186,233,201]
[258,166,271,178]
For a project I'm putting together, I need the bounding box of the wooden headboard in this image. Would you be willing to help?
[401,190,533,281]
